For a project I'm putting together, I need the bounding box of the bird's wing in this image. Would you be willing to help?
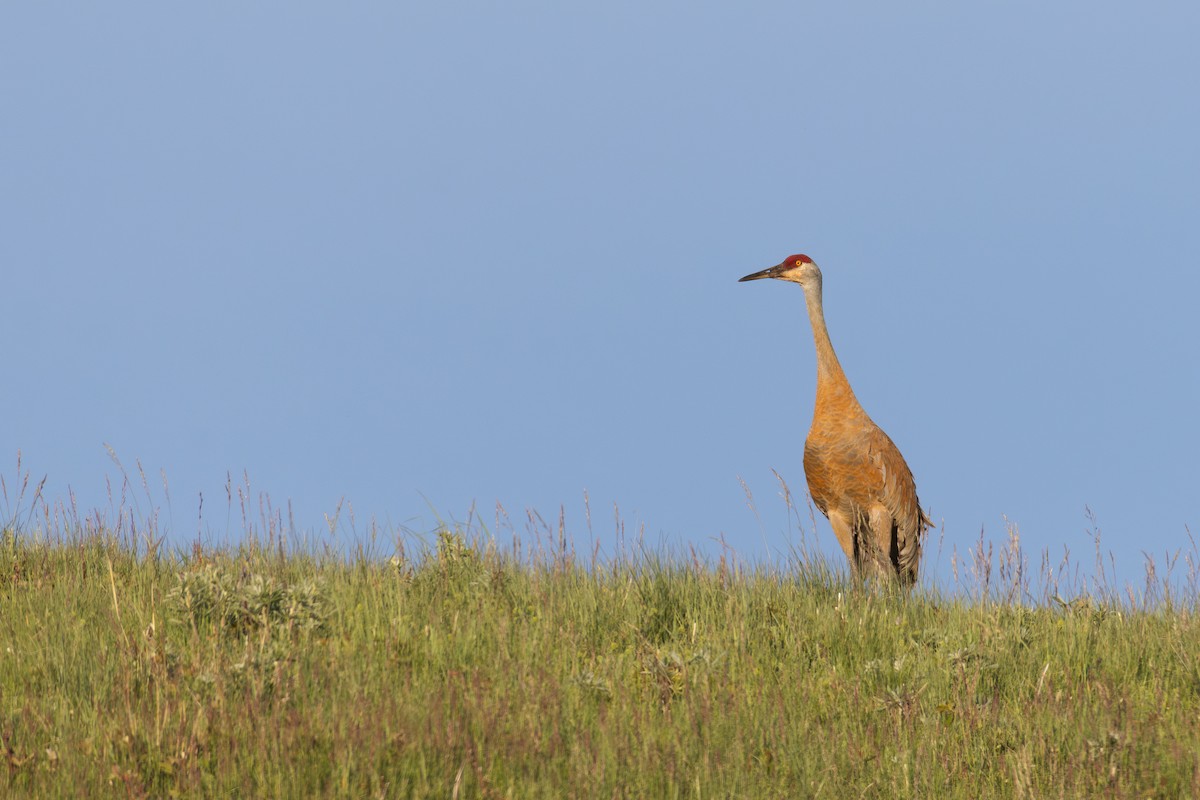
[868,427,930,582]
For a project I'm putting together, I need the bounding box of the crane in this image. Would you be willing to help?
[739,254,931,586]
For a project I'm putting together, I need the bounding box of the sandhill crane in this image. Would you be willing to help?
[739,254,931,586]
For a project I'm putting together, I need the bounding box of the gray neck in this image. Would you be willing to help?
[803,280,857,402]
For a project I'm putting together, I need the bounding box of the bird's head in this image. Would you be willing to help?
[738,253,822,291]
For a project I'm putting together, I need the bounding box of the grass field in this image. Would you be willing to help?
[2,472,1198,797]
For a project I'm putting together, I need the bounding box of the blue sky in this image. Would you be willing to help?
[3,3,1198,590]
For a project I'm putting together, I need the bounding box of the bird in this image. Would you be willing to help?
[739,253,931,586]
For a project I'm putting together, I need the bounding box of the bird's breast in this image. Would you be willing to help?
[803,422,888,513]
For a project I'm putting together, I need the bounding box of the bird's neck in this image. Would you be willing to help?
[804,287,861,411]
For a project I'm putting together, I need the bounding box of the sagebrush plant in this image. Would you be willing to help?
[1,458,1198,798]
[167,562,331,636]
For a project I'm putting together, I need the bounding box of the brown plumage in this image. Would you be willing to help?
[739,253,932,586]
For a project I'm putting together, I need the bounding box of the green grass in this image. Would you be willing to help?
[2,517,1198,800]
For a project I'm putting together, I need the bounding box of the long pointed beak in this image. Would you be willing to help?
[738,264,783,282]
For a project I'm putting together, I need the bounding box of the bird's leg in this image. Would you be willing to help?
[867,505,899,580]
[825,509,861,579]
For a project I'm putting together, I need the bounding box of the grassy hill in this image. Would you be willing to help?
[2,518,1198,799]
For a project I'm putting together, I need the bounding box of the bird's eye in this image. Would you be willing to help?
[794,260,803,267]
